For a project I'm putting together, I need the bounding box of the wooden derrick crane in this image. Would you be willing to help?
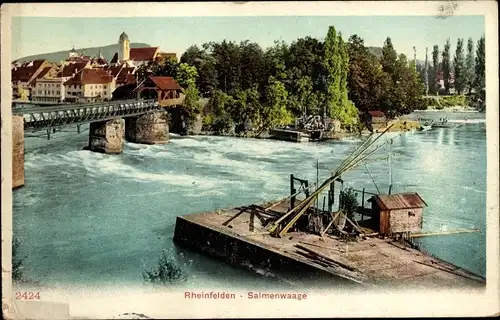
[267,123,399,238]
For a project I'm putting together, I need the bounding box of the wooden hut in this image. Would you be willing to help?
[368,193,427,235]
[363,111,386,131]
[111,76,185,107]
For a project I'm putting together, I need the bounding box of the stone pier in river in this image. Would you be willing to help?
[125,111,169,144]
[12,115,25,189]
[88,111,169,154]
[88,119,125,154]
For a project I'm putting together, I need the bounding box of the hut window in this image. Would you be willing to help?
[408,211,415,217]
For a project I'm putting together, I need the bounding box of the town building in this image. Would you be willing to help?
[11,59,53,100]
[103,65,137,87]
[64,68,116,103]
[114,31,177,67]
[32,62,90,103]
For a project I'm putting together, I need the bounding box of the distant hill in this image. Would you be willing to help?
[367,46,424,65]
[14,42,152,63]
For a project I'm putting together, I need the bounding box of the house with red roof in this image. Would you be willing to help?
[64,68,116,103]
[11,59,53,100]
[112,75,184,107]
[32,62,91,103]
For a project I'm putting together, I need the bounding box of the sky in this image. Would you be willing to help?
[11,15,484,61]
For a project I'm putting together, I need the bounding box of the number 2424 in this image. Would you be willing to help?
[15,292,40,300]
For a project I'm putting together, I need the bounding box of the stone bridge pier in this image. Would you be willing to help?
[125,111,170,145]
[12,115,25,189]
[88,119,125,154]
[87,111,169,154]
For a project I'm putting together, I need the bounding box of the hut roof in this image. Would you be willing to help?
[370,193,427,210]
[148,76,183,91]
[368,110,385,117]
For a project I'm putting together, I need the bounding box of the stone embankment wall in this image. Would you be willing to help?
[173,216,357,287]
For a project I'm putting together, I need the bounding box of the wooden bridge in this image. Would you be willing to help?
[12,99,160,132]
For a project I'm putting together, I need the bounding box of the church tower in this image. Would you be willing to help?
[118,31,130,61]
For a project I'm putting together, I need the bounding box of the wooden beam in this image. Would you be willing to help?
[410,228,480,238]
[321,211,341,236]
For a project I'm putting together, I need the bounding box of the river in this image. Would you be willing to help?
[13,111,486,290]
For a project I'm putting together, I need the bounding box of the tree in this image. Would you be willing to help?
[347,34,387,114]
[424,47,429,96]
[286,37,325,92]
[442,38,451,94]
[209,40,242,94]
[180,45,218,96]
[239,40,266,91]
[264,40,289,82]
[340,188,358,220]
[261,76,293,130]
[432,45,440,94]
[205,90,234,134]
[453,38,465,94]
[324,26,358,127]
[465,37,475,94]
[474,36,485,98]
[381,37,398,82]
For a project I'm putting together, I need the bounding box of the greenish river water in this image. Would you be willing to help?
[13,111,486,289]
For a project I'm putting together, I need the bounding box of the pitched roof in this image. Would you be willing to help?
[130,47,158,62]
[112,83,137,99]
[58,62,89,78]
[32,66,53,82]
[103,65,123,77]
[110,53,119,64]
[64,68,114,85]
[148,76,183,91]
[368,110,385,117]
[117,72,136,85]
[11,59,47,82]
[91,57,108,66]
[370,193,427,210]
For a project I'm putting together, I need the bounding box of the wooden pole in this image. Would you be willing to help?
[316,158,319,212]
[410,228,480,238]
[361,188,365,221]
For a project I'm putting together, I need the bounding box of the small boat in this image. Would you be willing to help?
[431,118,460,129]
[432,122,460,129]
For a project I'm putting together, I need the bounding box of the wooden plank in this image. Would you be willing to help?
[298,240,345,253]
[413,260,485,283]
[295,244,361,273]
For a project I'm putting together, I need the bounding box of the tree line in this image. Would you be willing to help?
[137,26,446,135]
[419,36,485,98]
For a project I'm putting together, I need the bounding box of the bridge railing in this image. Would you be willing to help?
[13,99,159,115]
[22,99,162,131]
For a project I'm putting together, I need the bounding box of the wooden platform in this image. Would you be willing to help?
[174,200,486,289]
